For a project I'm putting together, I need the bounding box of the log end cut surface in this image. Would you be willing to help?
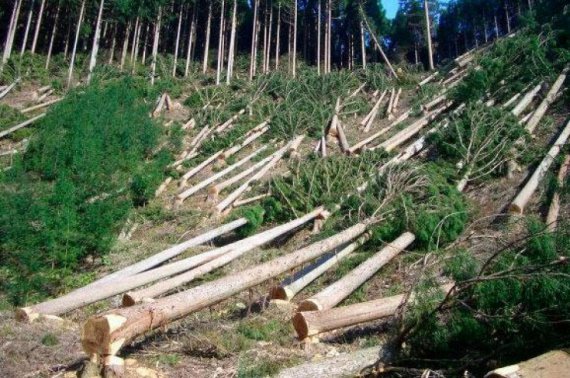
[296,299,322,312]
[81,314,127,356]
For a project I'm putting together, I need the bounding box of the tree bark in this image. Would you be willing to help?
[250,0,259,80]
[546,155,570,231]
[16,218,250,322]
[298,232,415,311]
[293,284,453,339]
[270,234,370,301]
[87,0,105,84]
[81,221,366,358]
[67,0,86,88]
[510,120,570,214]
[2,0,23,69]
[360,21,366,69]
[317,0,321,75]
[30,0,45,54]
[108,24,117,64]
[20,0,34,57]
[129,17,139,66]
[150,7,162,85]
[275,4,281,70]
[362,90,387,132]
[123,207,325,305]
[202,3,212,74]
[265,6,273,73]
[350,110,410,154]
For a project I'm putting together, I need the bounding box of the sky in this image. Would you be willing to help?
[381,0,400,19]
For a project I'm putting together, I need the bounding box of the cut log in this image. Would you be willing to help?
[182,118,196,130]
[215,108,245,133]
[21,98,62,114]
[179,150,224,185]
[15,218,249,321]
[422,95,446,112]
[364,91,388,133]
[336,122,350,153]
[36,89,53,103]
[346,83,366,101]
[177,145,268,202]
[326,98,341,140]
[362,90,388,132]
[510,120,570,214]
[392,88,402,111]
[234,193,270,207]
[81,222,367,358]
[154,177,172,197]
[321,135,327,157]
[373,103,450,153]
[0,78,19,100]
[297,232,415,311]
[419,72,438,87]
[293,283,453,339]
[152,93,167,117]
[525,68,568,134]
[511,83,543,117]
[388,120,450,166]
[216,137,303,213]
[277,347,380,378]
[270,233,370,301]
[123,207,326,305]
[220,125,268,160]
[350,111,410,154]
[0,113,45,139]
[386,88,396,119]
[546,155,570,231]
[207,153,275,202]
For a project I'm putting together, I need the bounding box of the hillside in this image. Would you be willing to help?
[0,1,569,377]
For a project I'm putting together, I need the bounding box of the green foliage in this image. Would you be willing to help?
[0,104,26,132]
[234,205,265,237]
[267,151,388,221]
[0,78,166,304]
[41,333,59,347]
[404,219,570,373]
[237,319,291,345]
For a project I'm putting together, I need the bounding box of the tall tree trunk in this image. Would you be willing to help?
[150,7,162,85]
[361,10,398,78]
[317,0,321,75]
[129,16,139,65]
[184,9,196,77]
[20,0,34,57]
[360,21,366,69]
[142,24,149,64]
[275,4,280,70]
[131,21,142,71]
[87,0,105,84]
[292,0,297,77]
[483,21,489,43]
[30,0,45,54]
[327,0,331,73]
[120,22,131,71]
[202,3,212,74]
[67,0,86,88]
[173,7,183,77]
[216,0,226,85]
[265,5,273,73]
[226,0,237,83]
[261,3,268,74]
[45,1,61,69]
[1,0,23,69]
[494,14,499,38]
[249,0,259,80]
[424,0,434,70]
[108,24,116,64]
[504,2,511,34]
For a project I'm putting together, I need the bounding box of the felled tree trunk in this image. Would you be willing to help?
[270,233,370,301]
[546,155,570,231]
[525,69,568,134]
[0,78,20,100]
[81,223,366,358]
[373,103,449,152]
[15,218,248,322]
[0,113,45,140]
[297,232,415,311]
[350,111,410,154]
[178,150,223,185]
[361,90,387,132]
[122,207,325,305]
[293,283,453,339]
[177,146,268,202]
[511,83,543,117]
[21,98,62,114]
[510,120,570,214]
